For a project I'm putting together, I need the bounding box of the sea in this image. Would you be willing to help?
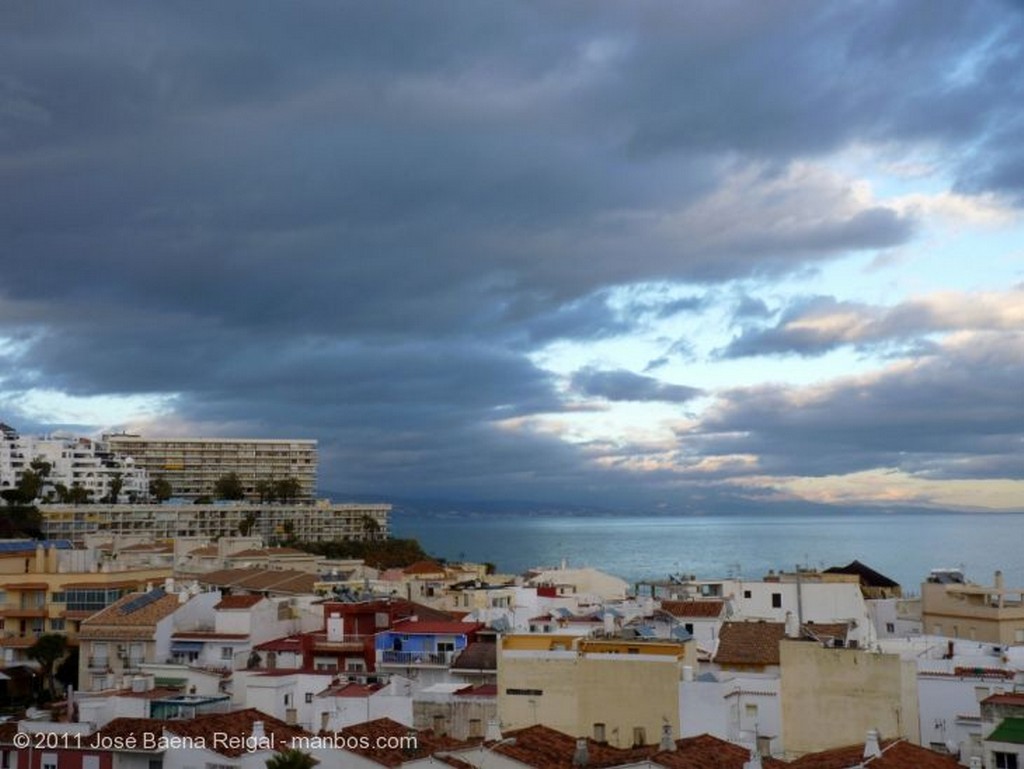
[391,510,1024,592]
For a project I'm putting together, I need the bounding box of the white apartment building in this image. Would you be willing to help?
[0,423,148,502]
[104,433,318,500]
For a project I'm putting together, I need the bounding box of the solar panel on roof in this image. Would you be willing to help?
[120,587,167,615]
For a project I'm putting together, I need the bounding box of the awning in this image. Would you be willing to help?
[170,641,204,653]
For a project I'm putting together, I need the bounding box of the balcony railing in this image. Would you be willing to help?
[379,649,454,667]
[87,657,110,670]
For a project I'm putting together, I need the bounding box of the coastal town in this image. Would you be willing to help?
[1,426,1022,769]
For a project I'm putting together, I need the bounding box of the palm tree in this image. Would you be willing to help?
[266,748,319,769]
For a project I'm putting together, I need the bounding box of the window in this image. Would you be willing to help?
[684,623,694,634]
[994,753,1019,769]
[305,692,313,704]
[885,622,895,633]
[745,703,758,718]
[771,593,782,608]
[50,592,66,603]
[632,727,646,747]
[593,723,606,742]
[505,688,543,696]
[221,646,234,660]
[41,755,58,769]
[743,590,752,599]
[83,757,100,769]
[49,618,65,632]
[469,719,483,739]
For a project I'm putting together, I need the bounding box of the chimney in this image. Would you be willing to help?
[485,719,503,742]
[659,723,675,752]
[572,737,589,767]
[863,729,882,759]
[248,721,269,750]
[784,611,800,639]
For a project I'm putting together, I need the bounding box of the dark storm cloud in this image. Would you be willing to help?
[691,332,1024,481]
[570,366,702,404]
[0,1,1021,505]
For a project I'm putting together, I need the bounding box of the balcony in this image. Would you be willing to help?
[0,604,47,618]
[379,649,454,667]
[87,656,111,670]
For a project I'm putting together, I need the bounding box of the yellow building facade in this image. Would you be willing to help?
[498,634,697,747]
[779,639,920,757]
[0,544,171,667]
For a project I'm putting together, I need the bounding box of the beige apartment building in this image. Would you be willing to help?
[103,434,317,500]
[40,501,390,544]
[498,633,697,746]
[921,570,1024,645]
[779,638,920,757]
[0,543,171,668]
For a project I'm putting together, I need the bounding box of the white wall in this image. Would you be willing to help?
[679,673,782,754]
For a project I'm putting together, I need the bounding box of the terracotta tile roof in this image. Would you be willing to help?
[788,739,962,769]
[319,681,384,698]
[403,560,446,575]
[194,568,317,595]
[652,734,787,769]
[230,548,309,561]
[660,600,726,619]
[120,543,173,553]
[714,621,850,666]
[800,622,850,643]
[98,708,310,758]
[983,693,1024,706]
[188,546,220,557]
[493,724,644,769]
[336,717,467,766]
[215,594,266,610]
[451,641,497,671]
[390,620,483,635]
[714,621,787,666]
[79,589,181,638]
[455,683,497,697]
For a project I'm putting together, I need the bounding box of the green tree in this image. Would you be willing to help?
[361,514,382,541]
[106,472,124,504]
[214,472,246,501]
[28,634,68,695]
[53,483,70,503]
[11,468,44,504]
[273,477,302,504]
[55,647,79,691]
[255,479,277,504]
[67,483,93,505]
[239,511,259,536]
[266,748,319,769]
[29,457,52,479]
[149,476,172,502]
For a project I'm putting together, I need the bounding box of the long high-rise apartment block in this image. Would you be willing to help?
[103,434,318,501]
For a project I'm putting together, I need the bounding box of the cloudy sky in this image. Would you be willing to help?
[1,1,1022,513]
